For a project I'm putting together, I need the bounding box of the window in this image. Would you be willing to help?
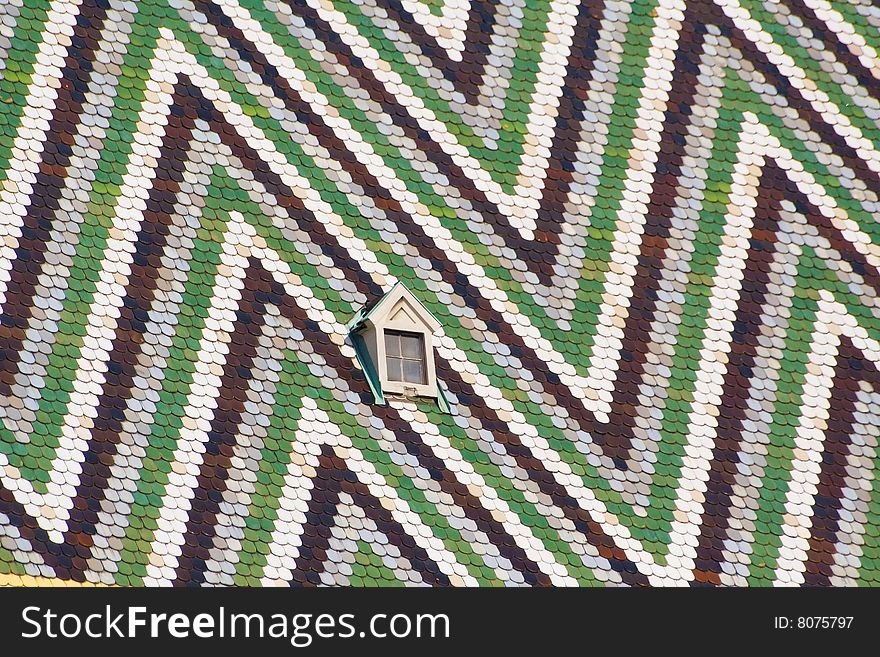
[384,330,426,385]
[346,282,449,411]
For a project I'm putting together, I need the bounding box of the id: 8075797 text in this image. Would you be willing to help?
[773,616,853,629]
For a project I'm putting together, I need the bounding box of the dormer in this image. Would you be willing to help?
[347,283,449,410]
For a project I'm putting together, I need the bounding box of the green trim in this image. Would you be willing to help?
[436,382,452,414]
[351,332,386,406]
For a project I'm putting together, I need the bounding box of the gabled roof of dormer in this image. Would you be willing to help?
[347,282,442,334]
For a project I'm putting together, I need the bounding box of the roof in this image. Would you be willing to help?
[0,0,878,587]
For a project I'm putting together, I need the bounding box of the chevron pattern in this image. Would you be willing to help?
[0,0,879,587]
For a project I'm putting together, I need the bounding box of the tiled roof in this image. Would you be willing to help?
[0,0,879,587]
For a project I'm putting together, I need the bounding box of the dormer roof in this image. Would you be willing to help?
[347,282,442,334]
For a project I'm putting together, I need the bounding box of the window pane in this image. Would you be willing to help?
[403,359,425,384]
[385,331,427,386]
[400,334,423,359]
[387,356,402,382]
[384,332,401,357]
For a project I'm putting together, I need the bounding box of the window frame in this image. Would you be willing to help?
[384,329,428,385]
[377,323,437,398]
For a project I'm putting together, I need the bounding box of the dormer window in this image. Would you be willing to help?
[346,282,450,411]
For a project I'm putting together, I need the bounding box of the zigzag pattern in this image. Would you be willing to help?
[0,0,879,586]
